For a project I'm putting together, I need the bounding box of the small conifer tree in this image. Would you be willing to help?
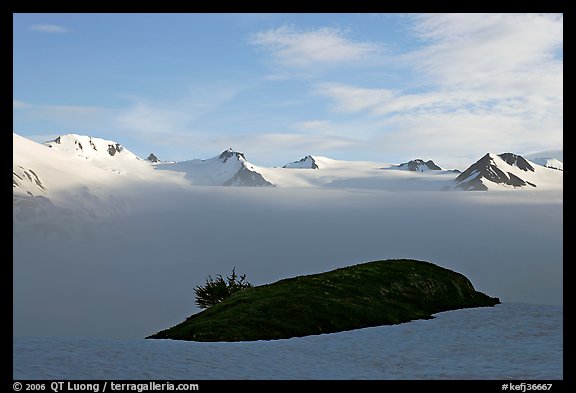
[194,267,252,309]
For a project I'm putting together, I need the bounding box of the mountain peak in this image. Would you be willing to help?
[454,152,539,191]
[44,134,138,161]
[218,149,246,163]
[147,153,160,163]
[398,159,441,172]
[283,155,319,169]
[497,153,535,172]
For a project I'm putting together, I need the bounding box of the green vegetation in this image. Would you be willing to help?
[147,259,500,342]
[194,267,252,309]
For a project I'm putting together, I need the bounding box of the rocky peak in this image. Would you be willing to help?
[219,148,246,163]
[147,153,160,163]
[398,159,441,172]
[283,155,319,169]
[107,143,123,156]
[498,153,534,172]
[454,153,537,191]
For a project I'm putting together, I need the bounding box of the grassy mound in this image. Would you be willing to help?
[147,259,500,342]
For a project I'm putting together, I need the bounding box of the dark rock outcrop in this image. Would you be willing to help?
[147,153,160,163]
[107,143,123,156]
[219,149,247,164]
[498,153,535,172]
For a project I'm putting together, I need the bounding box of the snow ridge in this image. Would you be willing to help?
[44,134,140,161]
[156,148,274,187]
[13,133,562,199]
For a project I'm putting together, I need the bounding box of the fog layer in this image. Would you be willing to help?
[13,187,562,338]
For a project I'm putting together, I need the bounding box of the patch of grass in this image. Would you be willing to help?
[147,259,500,342]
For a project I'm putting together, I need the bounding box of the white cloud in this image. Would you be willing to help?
[201,132,363,154]
[316,82,562,120]
[29,24,69,33]
[114,102,195,135]
[310,14,562,164]
[13,100,29,109]
[317,14,562,116]
[250,25,381,68]
[33,104,106,120]
[293,120,332,132]
[13,101,115,135]
[374,110,562,168]
[407,13,563,93]
[315,83,396,114]
[14,101,106,119]
[113,86,241,138]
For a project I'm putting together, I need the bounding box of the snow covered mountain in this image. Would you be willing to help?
[13,133,563,209]
[260,156,458,189]
[147,153,160,163]
[13,133,188,230]
[397,159,442,172]
[530,158,563,171]
[523,150,563,171]
[452,153,563,191]
[281,155,350,170]
[13,162,47,198]
[283,155,320,169]
[525,155,563,171]
[156,148,274,187]
[14,133,184,196]
[524,150,563,162]
[44,134,140,162]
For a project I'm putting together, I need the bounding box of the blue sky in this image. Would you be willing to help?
[13,13,563,169]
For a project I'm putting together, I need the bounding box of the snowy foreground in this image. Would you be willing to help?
[14,303,562,380]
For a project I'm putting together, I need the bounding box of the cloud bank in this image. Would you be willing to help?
[29,24,69,33]
[14,186,563,338]
[250,25,381,68]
